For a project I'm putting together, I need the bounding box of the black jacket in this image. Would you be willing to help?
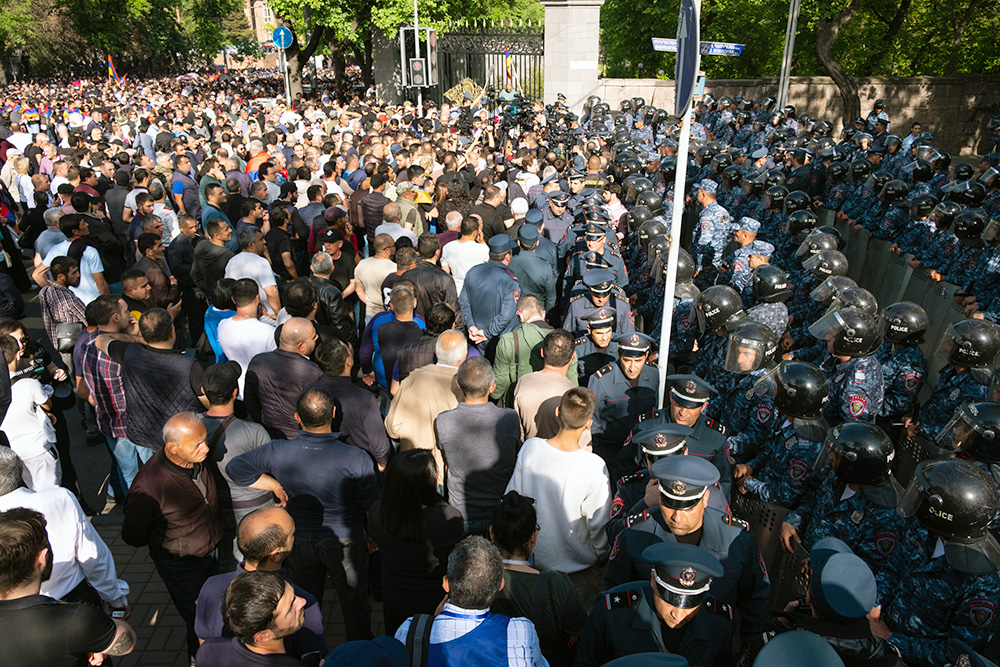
[400,261,464,328]
[244,349,323,439]
[310,276,354,344]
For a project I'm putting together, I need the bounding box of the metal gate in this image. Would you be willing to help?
[437,19,544,102]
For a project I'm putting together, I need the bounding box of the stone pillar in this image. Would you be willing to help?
[541,0,604,109]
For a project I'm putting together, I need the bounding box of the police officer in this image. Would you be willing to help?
[563,269,635,337]
[520,209,558,272]
[508,224,556,311]
[622,375,731,500]
[564,222,629,290]
[736,360,830,509]
[876,458,1000,665]
[913,319,1000,439]
[578,542,736,667]
[717,322,779,465]
[875,302,928,437]
[542,190,574,243]
[567,169,587,212]
[459,234,520,354]
[780,422,905,577]
[808,306,885,426]
[603,456,770,639]
[692,285,747,396]
[576,309,620,386]
[589,332,659,474]
[745,264,791,338]
[691,180,734,284]
[936,401,1000,536]
[742,538,897,667]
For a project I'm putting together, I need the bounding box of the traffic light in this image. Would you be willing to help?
[409,58,426,87]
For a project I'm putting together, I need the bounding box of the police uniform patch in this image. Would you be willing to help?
[789,459,809,482]
[850,509,864,525]
[757,547,768,575]
[853,370,866,384]
[968,598,997,629]
[604,588,642,610]
[951,388,961,401]
[874,531,897,557]
[610,495,625,518]
[904,372,919,392]
[609,536,620,561]
[679,567,697,586]
[672,481,687,495]
[701,219,711,232]
[848,396,868,418]
[756,405,772,424]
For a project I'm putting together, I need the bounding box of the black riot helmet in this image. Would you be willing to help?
[696,146,716,165]
[930,201,963,229]
[880,179,909,205]
[619,99,632,113]
[628,176,654,203]
[626,205,653,232]
[787,209,819,236]
[694,285,745,333]
[765,169,786,188]
[784,190,813,215]
[830,288,878,316]
[815,225,844,248]
[647,236,670,269]
[932,151,952,171]
[952,163,975,182]
[621,174,641,203]
[809,275,857,305]
[938,319,1000,369]
[909,194,938,219]
[765,185,788,210]
[711,153,733,173]
[884,135,902,150]
[795,230,837,258]
[937,401,1000,465]
[909,160,933,182]
[950,181,988,208]
[722,165,743,188]
[743,172,767,196]
[655,108,670,124]
[869,170,893,192]
[813,120,833,137]
[659,157,677,183]
[803,249,849,281]
[754,360,830,421]
[851,160,873,182]
[752,265,791,303]
[954,210,987,241]
[637,190,664,215]
[620,157,643,181]
[898,458,1000,570]
[631,96,646,110]
[827,161,849,182]
[808,306,882,356]
[878,301,929,345]
[637,219,667,246]
[825,421,895,486]
[724,321,778,374]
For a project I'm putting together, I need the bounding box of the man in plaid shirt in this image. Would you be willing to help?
[74,294,152,504]
[38,255,86,368]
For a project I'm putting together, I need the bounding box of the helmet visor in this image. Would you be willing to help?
[724,335,766,374]
[935,403,995,454]
[897,476,925,518]
[808,309,848,343]
[983,218,1000,243]
[750,367,779,400]
[809,277,841,303]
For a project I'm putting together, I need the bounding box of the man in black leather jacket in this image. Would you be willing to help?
[309,252,355,344]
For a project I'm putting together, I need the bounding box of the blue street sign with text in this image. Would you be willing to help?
[653,38,745,57]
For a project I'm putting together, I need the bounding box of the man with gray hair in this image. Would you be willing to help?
[436,358,521,535]
[0,447,130,613]
[309,252,354,342]
[386,329,467,482]
[438,209,464,248]
[375,201,418,245]
[225,226,281,317]
[33,206,66,263]
[394,536,546,665]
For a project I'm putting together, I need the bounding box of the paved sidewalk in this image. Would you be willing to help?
[94,515,389,666]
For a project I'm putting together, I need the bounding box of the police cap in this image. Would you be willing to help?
[667,374,718,409]
[696,180,718,194]
[583,269,615,295]
[584,222,606,240]
[753,631,845,667]
[746,240,775,257]
[487,235,512,254]
[809,537,876,620]
[613,331,655,356]
[584,308,615,329]
[518,224,539,246]
[736,217,761,233]
[751,147,769,160]
[642,542,723,609]
[548,191,571,205]
[636,423,694,457]
[650,455,720,511]
[568,169,586,181]
[604,654,690,667]
[524,209,544,226]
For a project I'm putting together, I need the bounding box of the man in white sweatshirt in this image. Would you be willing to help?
[506,385,611,609]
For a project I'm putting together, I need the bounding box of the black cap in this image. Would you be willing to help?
[642,542,723,609]
[667,374,718,409]
[650,455,720,510]
[636,423,693,457]
[319,228,344,244]
[613,331,655,356]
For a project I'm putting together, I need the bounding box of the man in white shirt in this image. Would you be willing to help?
[441,215,489,294]
[33,214,108,305]
[354,234,397,322]
[225,227,281,317]
[217,279,278,398]
[0,446,130,612]
[506,386,610,608]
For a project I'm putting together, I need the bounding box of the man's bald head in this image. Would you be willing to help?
[279,317,317,356]
[383,202,401,224]
[373,233,395,255]
[436,329,469,367]
[238,507,295,569]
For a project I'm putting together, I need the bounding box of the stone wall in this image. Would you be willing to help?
[597,75,1000,156]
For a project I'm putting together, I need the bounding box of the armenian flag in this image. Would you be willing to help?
[505,44,513,82]
[107,55,127,86]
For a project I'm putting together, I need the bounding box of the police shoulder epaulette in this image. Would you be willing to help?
[704,598,734,621]
[603,587,642,611]
[721,513,750,532]
[575,336,587,346]
[706,418,727,435]
[637,409,662,423]
[504,267,517,279]
[618,469,648,485]
[594,363,615,378]
[569,293,584,304]
[625,510,651,529]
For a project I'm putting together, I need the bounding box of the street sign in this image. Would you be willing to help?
[272,26,293,50]
[674,0,701,117]
[652,37,744,56]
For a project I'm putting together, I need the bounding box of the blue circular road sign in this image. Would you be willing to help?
[272,26,293,50]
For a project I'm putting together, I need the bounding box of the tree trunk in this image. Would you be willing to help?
[330,40,347,93]
[815,0,864,126]
[943,0,981,76]
[861,0,913,75]
[283,23,327,102]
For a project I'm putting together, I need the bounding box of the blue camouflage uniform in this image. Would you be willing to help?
[876,342,927,422]
[692,201,734,273]
[918,367,991,439]
[965,246,1000,303]
[821,354,885,426]
[867,204,907,240]
[784,480,905,578]
[895,219,937,256]
[746,301,788,338]
[943,240,985,287]
[742,418,824,509]
[603,507,771,638]
[881,151,906,178]
[821,180,851,211]
[878,522,1000,665]
[915,229,960,271]
[693,331,730,397]
[720,370,777,464]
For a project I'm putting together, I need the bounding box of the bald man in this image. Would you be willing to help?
[121,412,224,663]
[194,507,328,663]
[244,317,324,439]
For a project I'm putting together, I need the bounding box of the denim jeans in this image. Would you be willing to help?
[284,530,372,641]
[106,435,152,496]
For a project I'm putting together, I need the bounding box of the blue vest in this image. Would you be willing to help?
[428,611,510,667]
